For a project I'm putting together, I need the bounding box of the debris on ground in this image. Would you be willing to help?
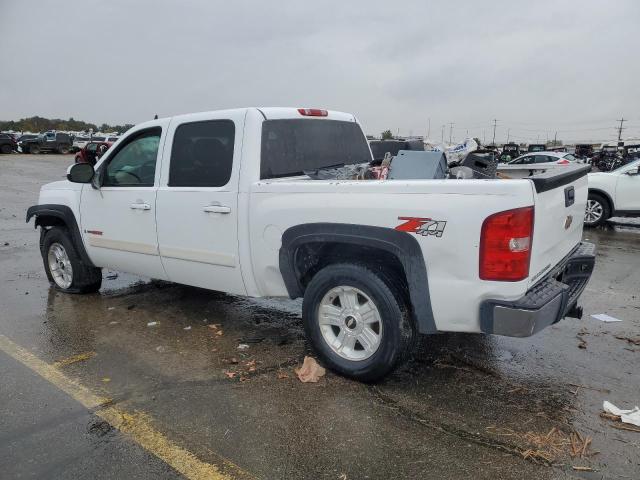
[109,321,119,325]
[591,313,622,323]
[183,326,191,331]
[576,330,589,349]
[277,371,289,379]
[237,343,249,350]
[147,321,158,327]
[486,426,594,463]
[295,356,326,383]
[155,346,166,353]
[224,371,237,379]
[101,377,111,383]
[53,351,97,368]
[127,304,136,310]
[614,335,640,346]
[106,272,118,280]
[107,307,115,311]
[207,323,221,330]
[602,401,640,427]
[572,466,595,472]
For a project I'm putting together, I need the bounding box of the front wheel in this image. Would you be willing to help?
[0,144,11,154]
[42,227,102,293]
[29,145,40,154]
[302,263,415,382]
[584,193,610,227]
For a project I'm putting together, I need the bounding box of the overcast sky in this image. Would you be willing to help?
[1,0,639,143]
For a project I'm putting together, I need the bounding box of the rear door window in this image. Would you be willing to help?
[260,119,371,179]
[168,120,235,187]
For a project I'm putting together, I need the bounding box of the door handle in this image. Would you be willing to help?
[203,205,231,214]
[130,203,151,210]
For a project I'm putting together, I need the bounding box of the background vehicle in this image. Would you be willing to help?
[27,107,594,381]
[506,151,576,166]
[498,142,520,163]
[0,133,17,154]
[21,131,73,154]
[584,159,640,226]
[74,141,113,165]
[575,144,594,160]
[71,136,92,153]
[527,144,546,152]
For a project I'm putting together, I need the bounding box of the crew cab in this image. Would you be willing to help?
[584,158,640,226]
[26,107,595,381]
[21,131,73,154]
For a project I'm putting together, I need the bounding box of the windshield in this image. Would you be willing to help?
[563,153,576,161]
[260,119,371,179]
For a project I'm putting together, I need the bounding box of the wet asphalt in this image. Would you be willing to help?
[0,154,639,480]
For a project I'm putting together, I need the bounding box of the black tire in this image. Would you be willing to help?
[42,226,102,293]
[584,192,611,227]
[302,263,415,382]
[0,144,11,154]
[30,145,40,155]
[58,145,70,154]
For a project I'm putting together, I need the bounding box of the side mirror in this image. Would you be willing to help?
[67,163,95,183]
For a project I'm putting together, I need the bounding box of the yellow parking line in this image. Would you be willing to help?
[0,334,254,480]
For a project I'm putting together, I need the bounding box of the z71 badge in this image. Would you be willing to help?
[395,217,447,238]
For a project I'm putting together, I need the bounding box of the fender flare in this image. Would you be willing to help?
[26,204,96,267]
[279,223,436,334]
[588,188,615,213]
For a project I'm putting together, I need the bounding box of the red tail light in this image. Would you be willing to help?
[479,206,534,281]
[557,159,570,164]
[297,108,328,117]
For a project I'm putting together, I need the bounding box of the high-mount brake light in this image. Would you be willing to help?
[297,108,328,117]
[479,206,534,281]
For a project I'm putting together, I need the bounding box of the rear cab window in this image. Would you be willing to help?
[260,119,371,179]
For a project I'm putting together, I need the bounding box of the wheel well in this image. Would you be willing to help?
[34,214,67,229]
[589,189,614,212]
[293,242,410,305]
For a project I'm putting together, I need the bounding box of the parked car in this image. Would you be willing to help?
[527,144,546,153]
[71,136,92,153]
[21,131,73,154]
[0,133,18,154]
[75,141,113,166]
[26,107,595,381]
[584,159,640,226]
[507,151,577,166]
[498,142,520,163]
[574,144,594,160]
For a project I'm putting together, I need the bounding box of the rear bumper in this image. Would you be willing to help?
[480,242,596,337]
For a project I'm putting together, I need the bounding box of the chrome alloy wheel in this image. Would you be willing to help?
[585,199,603,225]
[317,286,383,361]
[48,242,73,289]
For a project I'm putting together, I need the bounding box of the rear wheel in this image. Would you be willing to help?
[302,263,415,382]
[58,145,70,154]
[584,192,610,227]
[42,227,102,293]
[0,144,11,154]
[29,145,40,154]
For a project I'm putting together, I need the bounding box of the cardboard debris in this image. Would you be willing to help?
[147,321,158,327]
[237,344,249,350]
[295,356,326,383]
[591,313,622,323]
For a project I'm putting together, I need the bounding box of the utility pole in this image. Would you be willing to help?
[448,122,454,144]
[483,130,486,144]
[491,119,498,145]
[507,128,510,143]
[427,118,431,139]
[616,117,626,141]
[441,125,445,143]
[554,131,558,146]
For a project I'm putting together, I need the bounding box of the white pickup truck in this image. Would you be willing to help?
[27,107,595,381]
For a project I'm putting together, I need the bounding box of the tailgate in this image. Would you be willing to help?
[527,165,590,287]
